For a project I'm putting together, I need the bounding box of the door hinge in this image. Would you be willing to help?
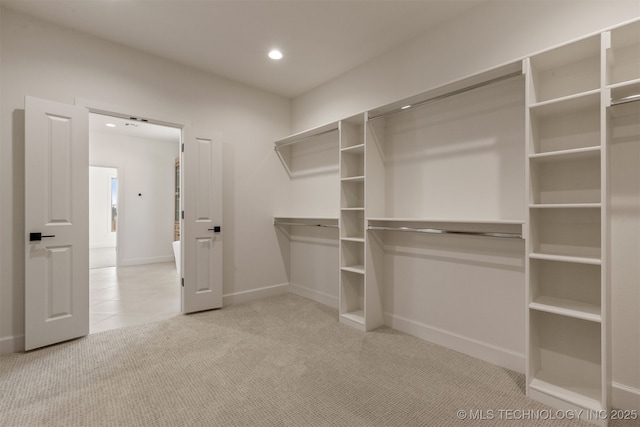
[181,210,184,220]
[181,278,184,287]
[181,143,184,152]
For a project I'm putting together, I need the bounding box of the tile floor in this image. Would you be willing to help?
[90,247,117,269]
[90,262,181,334]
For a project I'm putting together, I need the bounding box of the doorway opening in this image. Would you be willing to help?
[88,113,182,334]
[89,166,118,268]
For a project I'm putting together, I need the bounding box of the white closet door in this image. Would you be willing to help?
[181,129,223,313]
[24,96,89,351]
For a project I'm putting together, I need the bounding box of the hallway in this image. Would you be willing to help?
[90,262,181,334]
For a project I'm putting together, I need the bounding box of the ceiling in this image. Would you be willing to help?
[1,0,487,98]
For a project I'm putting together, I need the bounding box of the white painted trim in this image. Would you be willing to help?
[289,283,338,309]
[118,256,174,267]
[89,243,117,249]
[75,98,191,129]
[0,335,24,355]
[222,283,289,306]
[612,382,640,411]
[384,312,525,374]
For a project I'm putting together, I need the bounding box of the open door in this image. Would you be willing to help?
[24,96,89,351]
[181,129,223,313]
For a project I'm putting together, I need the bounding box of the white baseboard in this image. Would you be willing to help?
[118,256,174,267]
[0,334,24,355]
[613,382,640,411]
[289,283,338,309]
[384,312,525,374]
[222,282,289,306]
[89,243,116,249]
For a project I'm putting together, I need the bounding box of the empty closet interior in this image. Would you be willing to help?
[274,18,639,426]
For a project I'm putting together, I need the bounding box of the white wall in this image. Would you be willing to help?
[90,132,178,266]
[290,0,640,411]
[89,166,117,249]
[292,1,640,131]
[0,7,292,353]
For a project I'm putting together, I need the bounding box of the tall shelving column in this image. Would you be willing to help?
[339,115,366,330]
[605,20,640,413]
[525,33,608,424]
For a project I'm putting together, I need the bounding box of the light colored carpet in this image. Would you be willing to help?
[0,294,611,426]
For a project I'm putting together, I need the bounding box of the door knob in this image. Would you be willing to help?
[207,226,221,233]
[29,232,55,242]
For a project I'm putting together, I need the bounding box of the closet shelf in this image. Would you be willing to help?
[607,77,640,91]
[341,144,365,154]
[529,297,601,323]
[341,237,365,243]
[274,122,338,149]
[367,217,524,225]
[367,61,522,119]
[341,265,365,275]
[528,146,600,161]
[529,252,601,265]
[529,375,603,413]
[341,176,365,182]
[274,216,338,222]
[529,203,602,209]
[341,207,364,211]
[273,217,339,229]
[340,311,365,325]
[529,90,600,115]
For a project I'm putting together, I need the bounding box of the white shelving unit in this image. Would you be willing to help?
[339,114,368,330]
[525,29,615,424]
[272,17,639,424]
[606,20,640,420]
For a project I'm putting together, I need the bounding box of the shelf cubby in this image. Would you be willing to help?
[339,114,367,331]
[529,206,601,261]
[529,258,601,322]
[340,149,364,179]
[341,239,364,272]
[608,21,640,86]
[529,150,601,205]
[529,35,601,103]
[529,92,601,155]
[529,311,603,410]
[341,179,364,209]
[341,209,365,240]
[340,270,365,327]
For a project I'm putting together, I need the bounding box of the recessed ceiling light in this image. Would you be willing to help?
[268,49,283,60]
[105,123,116,128]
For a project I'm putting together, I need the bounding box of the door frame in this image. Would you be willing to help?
[78,98,191,309]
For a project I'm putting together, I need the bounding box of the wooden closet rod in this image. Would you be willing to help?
[367,225,522,239]
[274,128,338,151]
[275,222,339,229]
[611,93,640,106]
[367,70,523,121]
